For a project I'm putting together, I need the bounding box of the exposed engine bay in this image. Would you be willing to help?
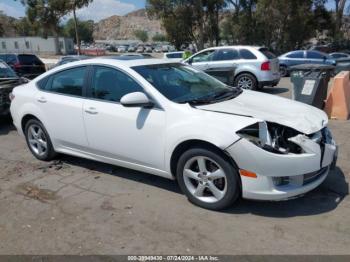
[237,121,328,155]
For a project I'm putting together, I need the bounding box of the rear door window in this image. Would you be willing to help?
[213,49,239,61]
[18,55,43,65]
[306,51,324,59]
[286,51,304,59]
[259,48,276,59]
[166,53,183,59]
[240,49,257,60]
[48,66,87,96]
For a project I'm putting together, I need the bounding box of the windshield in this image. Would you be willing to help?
[132,63,241,104]
[0,62,17,78]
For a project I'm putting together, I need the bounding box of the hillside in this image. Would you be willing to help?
[92,9,165,41]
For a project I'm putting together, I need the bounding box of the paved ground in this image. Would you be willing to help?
[0,78,349,255]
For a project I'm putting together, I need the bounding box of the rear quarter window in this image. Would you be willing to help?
[18,55,43,65]
[259,48,276,59]
[240,49,257,60]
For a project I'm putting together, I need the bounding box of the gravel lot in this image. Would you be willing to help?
[0,78,349,255]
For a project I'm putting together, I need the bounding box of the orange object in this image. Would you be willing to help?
[239,169,257,178]
[324,71,350,120]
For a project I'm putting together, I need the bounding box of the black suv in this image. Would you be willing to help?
[0,54,46,79]
[0,60,27,115]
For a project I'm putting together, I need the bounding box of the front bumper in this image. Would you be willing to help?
[226,133,337,201]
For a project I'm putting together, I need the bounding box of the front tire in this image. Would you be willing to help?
[24,119,56,161]
[176,148,240,210]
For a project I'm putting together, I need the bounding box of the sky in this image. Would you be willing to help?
[0,0,146,22]
[0,0,337,22]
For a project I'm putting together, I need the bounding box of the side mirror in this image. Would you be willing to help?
[120,92,154,108]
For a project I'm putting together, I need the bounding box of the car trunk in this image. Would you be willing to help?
[259,48,279,74]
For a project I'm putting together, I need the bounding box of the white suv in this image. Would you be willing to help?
[185,46,280,90]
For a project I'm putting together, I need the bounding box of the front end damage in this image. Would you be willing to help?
[226,121,338,200]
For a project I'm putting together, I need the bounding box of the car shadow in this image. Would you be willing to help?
[59,155,181,194]
[262,87,290,95]
[58,155,348,217]
[0,116,15,135]
[224,167,348,217]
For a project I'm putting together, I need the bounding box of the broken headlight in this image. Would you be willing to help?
[237,122,303,154]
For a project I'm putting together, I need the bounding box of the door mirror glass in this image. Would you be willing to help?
[120,92,154,108]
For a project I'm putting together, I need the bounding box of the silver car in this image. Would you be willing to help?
[184,46,280,90]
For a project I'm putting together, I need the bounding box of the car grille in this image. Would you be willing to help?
[303,167,328,185]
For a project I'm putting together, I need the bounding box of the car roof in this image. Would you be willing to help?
[54,58,178,70]
[203,45,262,51]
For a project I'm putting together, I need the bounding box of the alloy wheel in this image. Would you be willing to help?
[237,76,253,89]
[183,156,227,203]
[27,124,48,157]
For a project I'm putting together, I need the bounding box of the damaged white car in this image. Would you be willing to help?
[10,59,338,210]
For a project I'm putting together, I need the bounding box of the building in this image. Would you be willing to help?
[0,37,75,55]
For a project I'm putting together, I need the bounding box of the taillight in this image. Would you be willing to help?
[9,93,15,101]
[13,62,21,69]
[261,61,270,71]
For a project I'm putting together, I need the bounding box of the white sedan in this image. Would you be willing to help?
[10,58,338,210]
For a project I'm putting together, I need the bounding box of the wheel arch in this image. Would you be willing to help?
[21,114,41,133]
[233,71,258,87]
[169,139,242,189]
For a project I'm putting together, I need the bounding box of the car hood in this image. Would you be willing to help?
[196,90,328,135]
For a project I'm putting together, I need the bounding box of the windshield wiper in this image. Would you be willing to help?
[178,88,242,105]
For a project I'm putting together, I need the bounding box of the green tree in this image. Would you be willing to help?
[14,17,41,36]
[64,18,94,44]
[19,0,92,54]
[147,0,227,50]
[134,30,149,42]
[152,33,167,42]
[20,0,71,54]
[69,0,93,55]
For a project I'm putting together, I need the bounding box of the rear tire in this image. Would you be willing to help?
[24,119,56,161]
[234,73,257,90]
[279,65,288,77]
[176,147,240,210]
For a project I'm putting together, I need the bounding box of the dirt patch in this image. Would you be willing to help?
[15,183,58,203]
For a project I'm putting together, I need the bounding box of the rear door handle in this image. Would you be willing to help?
[85,107,98,115]
[37,97,47,103]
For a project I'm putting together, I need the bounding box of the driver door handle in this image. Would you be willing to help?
[85,107,98,115]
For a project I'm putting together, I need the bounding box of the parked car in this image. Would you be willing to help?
[278,50,337,77]
[127,45,136,52]
[145,45,153,53]
[117,45,128,53]
[100,54,152,60]
[163,51,185,62]
[0,60,27,115]
[136,45,145,53]
[55,55,89,67]
[154,45,163,53]
[184,46,280,89]
[0,54,46,79]
[10,58,337,210]
[329,52,350,60]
